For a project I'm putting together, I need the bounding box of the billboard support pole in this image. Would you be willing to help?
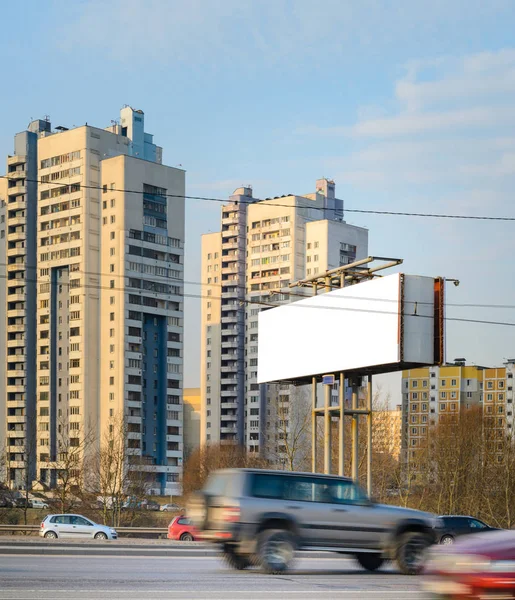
[367,375,373,496]
[338,372,345,476]
[351,380,359,482]
[324,383,331,474]
[311,377,317,472]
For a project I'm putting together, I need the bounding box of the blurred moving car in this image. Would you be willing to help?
[423,529,515,599]
[188,468,438,574]
[161,503,182,512]
[436,516,497,545]
[167,516,198,541]
[142,500,161,511]
[40,514,117,540]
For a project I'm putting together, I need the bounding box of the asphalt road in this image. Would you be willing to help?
[0,554,432,600]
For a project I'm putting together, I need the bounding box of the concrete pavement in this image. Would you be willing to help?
[0,554,430,600]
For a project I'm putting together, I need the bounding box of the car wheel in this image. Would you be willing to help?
[258,529,295,574]
[222,547,251,570]
[44,531,58,539]
[355,553,384,571]
[440,535,454,545]
[94,532,108,540]
[396,531,431,575]
[180,532,194,542]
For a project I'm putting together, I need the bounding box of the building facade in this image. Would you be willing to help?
[0,120,51,488]
[183,388,201,459]
[401,359,515,475]
[0,107,185,494]
[200,179,368,457]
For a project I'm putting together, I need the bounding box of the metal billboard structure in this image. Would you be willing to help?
[257,257,445,494]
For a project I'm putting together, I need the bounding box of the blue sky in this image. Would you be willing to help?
[2,0,515,396]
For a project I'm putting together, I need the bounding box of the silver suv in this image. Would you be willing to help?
[187,469,437,575]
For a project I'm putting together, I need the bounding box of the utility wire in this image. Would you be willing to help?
[2,261,515,311]
[1,175,515,222]
[2,270,515,328]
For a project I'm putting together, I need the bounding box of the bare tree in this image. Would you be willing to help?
[49,417,95,514]
[84,414,155,527]
[265,385,312,471]
[182,443,268,498]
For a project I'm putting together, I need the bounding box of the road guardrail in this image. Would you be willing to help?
[0,524,168,536]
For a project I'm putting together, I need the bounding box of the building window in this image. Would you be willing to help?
[412,381,418,388]
[451,379,457,386]
[440,403,445,411]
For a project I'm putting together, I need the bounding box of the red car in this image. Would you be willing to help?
[423,529,515,599]
[167,516,198,541]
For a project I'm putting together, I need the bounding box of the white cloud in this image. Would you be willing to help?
[299,49,515,198]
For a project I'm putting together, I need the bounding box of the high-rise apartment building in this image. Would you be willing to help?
[200,179,368,455]
[401,359,515,473]
[0,107,185,495]
[0,120,51,488]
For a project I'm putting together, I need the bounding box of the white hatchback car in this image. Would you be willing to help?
[40,514,117,540]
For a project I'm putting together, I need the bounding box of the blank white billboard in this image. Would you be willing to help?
[257,273,437,383]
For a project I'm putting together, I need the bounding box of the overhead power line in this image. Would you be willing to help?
[2,261,515,311]
[2,270,515,329]
[1,175,515,221]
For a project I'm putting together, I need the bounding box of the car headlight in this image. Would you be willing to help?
[110,529,117,534]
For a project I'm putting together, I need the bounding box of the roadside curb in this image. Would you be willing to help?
[0,545,336,559]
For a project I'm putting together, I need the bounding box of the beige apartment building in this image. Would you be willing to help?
[200,179,368,457]
[401,359,515,476]
[1,107,185,494]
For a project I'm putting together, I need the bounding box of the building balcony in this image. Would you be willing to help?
[221,290,240,300]
[7,263,25,272]
[7,406,27,416]
[8,429,26,438]
[7,338,25,348]
[7,198,26,210]
[7,215,27,227]
[8,292,26,303]
[7,309,26,318]
[7,247,26,259]
[7,369,26,378]
[221,390,238,398]
[7,155,25,167]
[222,265,240,275]
[221,315,239,325]
[221,340,238,349]
[221,377,238,386]
[8,415,27,424]
[7,231,26,243]
[220,365,238,373]
[220,426,238,434]
[7,183,26,197]
[8,324,26,333]
[221,303,239,313]
[6,168,26,180]
[221,401,239,410]
[222,240,240,250]
[221,215,240,226]
[6,461,26,469]
[221,414,238,421]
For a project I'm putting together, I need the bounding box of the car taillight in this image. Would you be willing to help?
[222,507,240,523]
[40,522,44,528]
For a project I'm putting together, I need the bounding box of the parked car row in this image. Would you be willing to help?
[0,496,49,509]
